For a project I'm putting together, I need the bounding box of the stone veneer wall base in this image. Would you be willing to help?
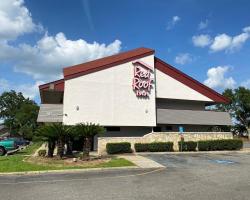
[97,132,233,155]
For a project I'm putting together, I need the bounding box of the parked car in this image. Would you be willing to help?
[0,139,18,156]
[5,138,30,147]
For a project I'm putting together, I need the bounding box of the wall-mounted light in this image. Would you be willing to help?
[76,106,79,111]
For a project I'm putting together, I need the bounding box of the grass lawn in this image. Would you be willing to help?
[0,143,134,173]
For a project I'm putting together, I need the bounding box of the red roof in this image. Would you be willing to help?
[63,47,155,80]
[39,47,229,104]
[155,57,229,103]
[39,79,64,91]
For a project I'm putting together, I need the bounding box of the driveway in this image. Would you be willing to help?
[0,152,250,200]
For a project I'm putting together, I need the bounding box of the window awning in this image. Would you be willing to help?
[37,104,63,123]
[157,109,232,126]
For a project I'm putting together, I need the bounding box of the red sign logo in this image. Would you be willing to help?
[132,60,154,97]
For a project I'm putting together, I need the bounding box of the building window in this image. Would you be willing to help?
[166,126,173,131]
[106,127,120,132]
[153,126,162,132]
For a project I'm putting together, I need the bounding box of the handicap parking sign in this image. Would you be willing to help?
[179,126,184,134]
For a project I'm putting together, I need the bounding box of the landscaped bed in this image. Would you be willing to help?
[0,143,134,173]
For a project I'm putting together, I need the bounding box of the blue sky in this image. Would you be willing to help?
[0,0,250,103]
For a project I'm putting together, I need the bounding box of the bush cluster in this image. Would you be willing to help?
[106,142,132,154]
[38,149,46,157]
[178,141,197,151]
[134,142,174,152]
[198,139,243,151]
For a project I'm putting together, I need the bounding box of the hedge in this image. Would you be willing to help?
[106,142,132,154]
[134,142,173,152]
[134,143,149,152]
[178,141,197,151]
[198,139,243,151]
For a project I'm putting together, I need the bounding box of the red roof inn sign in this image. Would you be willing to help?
[132,60,154,97]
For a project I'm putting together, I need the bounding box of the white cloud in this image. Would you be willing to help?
[241,79,250,88]
[1,33,122,80]
[210,27,250,52]
[192,34,212,47]
[243,26,250,33]
[210,34,232,51]
[166,15,181,30]
[0,78,43,99]
[0,0,42,41]
[175,53,192,65]
[0,0,122,81]
[204,66,236,89]
[198,19,209,30]
[230,32,249,50]
[193,26,250,52]
[173,16,180,23]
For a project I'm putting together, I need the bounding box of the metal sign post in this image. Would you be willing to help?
[179,126,184,152]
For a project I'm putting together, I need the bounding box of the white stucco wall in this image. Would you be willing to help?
[155,69,213,102]
[63,54,156,126]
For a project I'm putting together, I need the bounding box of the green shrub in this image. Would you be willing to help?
[38,149,46,157]
[134,143,149,152]
[106,142,132,154]
[198,139,243,151]
[178,141,197,151]
[148,142,173,152]
[134,142,173,152]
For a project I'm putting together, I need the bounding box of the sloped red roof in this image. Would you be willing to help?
[39,79,64,91]
[63,47,154,80]
[38,47,229,104]
[155,57,229,103]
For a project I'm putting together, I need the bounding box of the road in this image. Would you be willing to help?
[0,152,250,200]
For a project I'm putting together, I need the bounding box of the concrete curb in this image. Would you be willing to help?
[0,166,139,176]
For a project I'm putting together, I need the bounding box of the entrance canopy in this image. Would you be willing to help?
[37,104,63,123]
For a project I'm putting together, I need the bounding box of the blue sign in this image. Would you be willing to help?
[179,126,184,133]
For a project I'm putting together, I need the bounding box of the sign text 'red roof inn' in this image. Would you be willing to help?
[132,61,154,97]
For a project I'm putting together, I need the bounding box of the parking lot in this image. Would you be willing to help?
[0,152,250,200]
[144,151,250,169]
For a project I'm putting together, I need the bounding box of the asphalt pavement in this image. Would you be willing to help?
[0,152,250,200]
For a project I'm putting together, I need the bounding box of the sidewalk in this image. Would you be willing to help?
[118,155,165,168]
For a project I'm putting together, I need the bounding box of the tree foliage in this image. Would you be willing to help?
[217,87,250,131]
[36,123,71,158]
[0,90,39,139]
[73,123,105,159]
[36,123,105,159]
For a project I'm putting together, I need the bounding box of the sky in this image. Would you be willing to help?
[0,0,250,103]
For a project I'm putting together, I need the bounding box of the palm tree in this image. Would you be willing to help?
[36,123,58,157]
[73,123,105,159]
[36,123,71,158]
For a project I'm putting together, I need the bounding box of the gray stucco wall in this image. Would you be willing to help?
[37,104,63,122]
[156,98,206,110]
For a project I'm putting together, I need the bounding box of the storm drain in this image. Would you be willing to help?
[211,159,237,164]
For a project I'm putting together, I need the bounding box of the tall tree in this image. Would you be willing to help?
[0,90,39,138]
[15,103,39,139]
[217,87,250,133]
